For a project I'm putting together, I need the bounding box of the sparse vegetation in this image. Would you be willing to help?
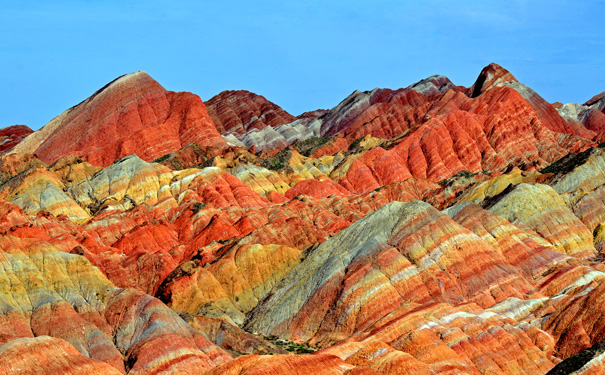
[263,336,316,354]
[0,167,33,189]
[438,170,478,186]
[196,157,216,169]
[152,153,171,163]
[541,148,593,174]
[546,339,605,374]
[168,159,183,170]
[191,202,208,214]
[260,150,290,171]
[348,136,365,152]
[294,136,332,156]
[454,170,476,178]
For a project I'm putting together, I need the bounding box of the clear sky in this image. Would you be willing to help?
[1,0,604,130]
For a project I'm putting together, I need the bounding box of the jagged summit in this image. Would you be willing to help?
[468,62,518,97]
[585,91,605,109]
[0,125,33,154]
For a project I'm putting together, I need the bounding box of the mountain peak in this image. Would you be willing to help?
[409,74,457,96]
[206,89,295,134]
[11,71,225,166]
[468,63,518,98]
[585,91,605,109]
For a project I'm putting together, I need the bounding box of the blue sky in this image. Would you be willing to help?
[1,0,604,130]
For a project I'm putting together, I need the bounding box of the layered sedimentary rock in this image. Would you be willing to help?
[0,228,231,375]
[0,337,123,375]
[485,183,596,257]
[557,92,605,140]
[206,90,296,134]
[215,63,592,194]
[10,72,227,167]
[3,63,605,375]
[246,201,538,341]
[0,125,33,154]
[205,353,360,375]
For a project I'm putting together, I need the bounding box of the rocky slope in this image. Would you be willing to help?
[1,63,605,374]
[0,125,33,154]
[10,72,227,167]
[557,91,605,141]
[206,90,296,134]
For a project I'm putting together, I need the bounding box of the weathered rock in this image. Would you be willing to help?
[3,63,605,375]
[0,125,33,154]
[204,353,356,375]
[207,90,296,134]
[10,72,227,166]
[486,183,595,257]
[245,201,536,345]
[0,232,231,374]
[0,336,123,375]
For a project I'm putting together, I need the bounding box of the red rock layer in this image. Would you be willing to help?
[0,125,33,154]
[0,337,123,375]
[583,92,605,134]
[467,62,518,98]
[2,62,605,375]
[338,84,591,193]
[13,72,227,167]
[205,353,357,375]
[206,90,296,134]
[0,223,232,374]
[297,109,329,119]
[320,87,434,139]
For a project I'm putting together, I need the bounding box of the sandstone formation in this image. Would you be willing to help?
[206,90,296,134]
[0,125,33,154]
[2,63,605,374]
[10,72,227,167]
[557,91,605,141]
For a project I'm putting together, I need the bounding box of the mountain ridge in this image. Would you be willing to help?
[2,63,605,374]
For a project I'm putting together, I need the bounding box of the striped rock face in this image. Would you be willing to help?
[0,125,33,155]
[206,90,296,134]
[0,231,231,374]
[3,63,605,374]
[9,72,227,167]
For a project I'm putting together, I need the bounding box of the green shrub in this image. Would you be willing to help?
[260,150,290,171]
[294,137,332,156]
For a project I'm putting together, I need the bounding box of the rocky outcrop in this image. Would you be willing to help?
[246,201,537,342]
[467,62,518,98]
[0,336,124,375]
[0,231,231,374]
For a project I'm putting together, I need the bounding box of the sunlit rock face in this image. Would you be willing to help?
[557,91,605,142]
[4,63,605,374]
[10,72,227,167]
[0,125,33,155]
[206,90,296,134]
[0,230,231,375]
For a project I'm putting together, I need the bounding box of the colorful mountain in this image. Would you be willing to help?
[1,63,605,374]
[9,72,227,167]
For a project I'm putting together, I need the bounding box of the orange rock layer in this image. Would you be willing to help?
[2,63,605,375]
